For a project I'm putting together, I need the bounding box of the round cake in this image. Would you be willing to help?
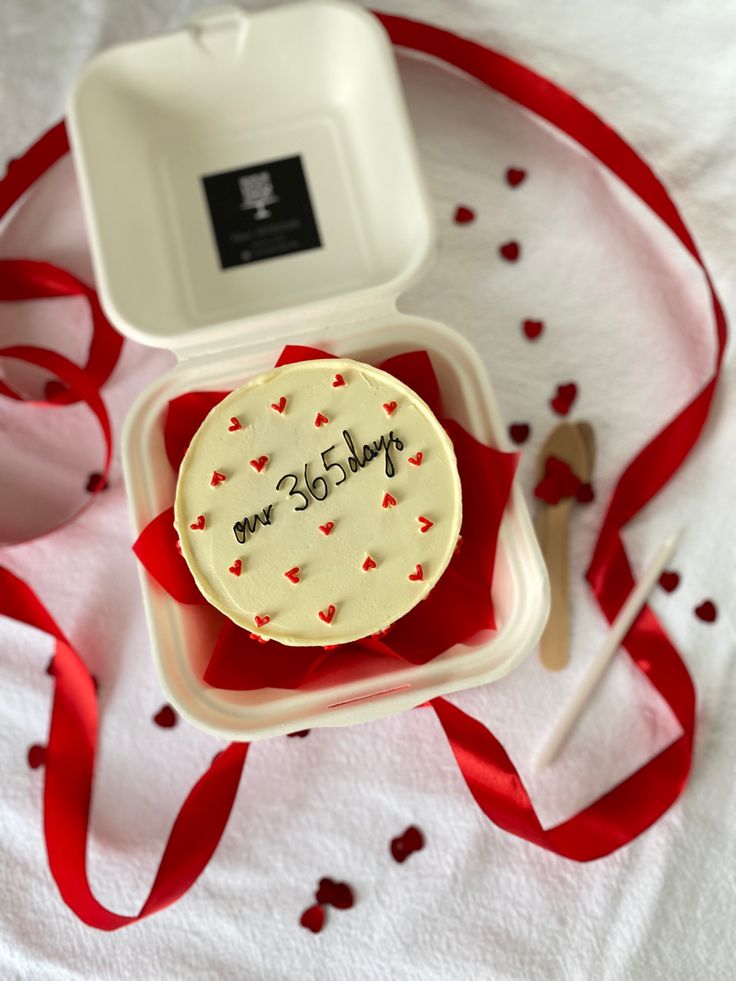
[174,358,462,646]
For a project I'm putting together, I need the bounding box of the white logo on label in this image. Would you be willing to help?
[238,171,279,220]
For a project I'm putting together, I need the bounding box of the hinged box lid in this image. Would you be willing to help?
[67,1,436,357]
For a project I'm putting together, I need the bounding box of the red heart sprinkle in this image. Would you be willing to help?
[210,470,226,487]
[249,633,270,644]
[362,555,377,572]
[300,904,325,934]
[271,396,287,414]
[550,382,578,416]
[85,472,108,493]
[418,515,433,533]
[314,412,329,427]
[408,564,424,582]
[318,604,336,624]
[523,319,544,340]
[287,729,311,738]
[228,417,242,431]
[509,423,530,445]
[390,825,424,863]
[319,521,335,536]
[153,705,177,729]
[315,878,355,910]
[250,456,268,473]
[255,614,271,628]
[659,571,680,593]
[175,539,183,555]
[506,166,527,187]
[695,600,717,623]
[332,373,346,387]
[382,492,397,509]
[408,452,423,467]
[27,744,46,769]
[499,240,520,262]
[229,559,242,577]
[383,401,398,416]
[190,515,206,530]
[284,566,301,584]
[575,482,595,504]
[453,205,475,224]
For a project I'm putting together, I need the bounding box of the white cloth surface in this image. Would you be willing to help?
[1,1,735,979]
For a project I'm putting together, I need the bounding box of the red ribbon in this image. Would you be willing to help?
[0,11,726,928]
[376,11,724,860]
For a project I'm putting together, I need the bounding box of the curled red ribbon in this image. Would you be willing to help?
[0,11,727,928]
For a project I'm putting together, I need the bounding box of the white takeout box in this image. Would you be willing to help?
[67,0,549,741]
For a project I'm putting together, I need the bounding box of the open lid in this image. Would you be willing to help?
[67,1,436,356]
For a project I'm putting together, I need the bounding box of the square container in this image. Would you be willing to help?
[67,0,549,741]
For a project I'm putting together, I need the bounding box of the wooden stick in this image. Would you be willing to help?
[535,531,680,771]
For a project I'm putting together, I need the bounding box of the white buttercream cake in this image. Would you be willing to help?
[174,358,462,646]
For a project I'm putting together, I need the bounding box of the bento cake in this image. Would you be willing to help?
[174,358,462,646]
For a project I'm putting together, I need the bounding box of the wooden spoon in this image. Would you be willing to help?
[535,422,594,671]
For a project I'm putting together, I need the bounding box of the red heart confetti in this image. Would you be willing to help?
[249,633,269,644]
[695,600,717,623]
[332,373,346,387]
[390,825,425,863]
[383,401,398,416]
[576,483,595,504]
[319,521,335,536]
[509,423,530,445]
[382,492,397,509]
[210,470,226,487]
[229,559,242,577]
[315,878,355,910]
[418,515,433,533]
[453,205,475,224]
[550,382,578,416]
[255,614,271,628]
[408,452,423,467]
[408,564,424,582]
[300,904,325,934]
[271,396,287,414]
[314,412,329,427]
[287,729,311,738]
[250,456,268,473]
[522,319,544,340]
[85,472,108,493]
[228,417,242,431]
[153,705,177,729]
[362,555,377,572]
[318,604,336,625]
[499,240,520,262]
[659,571,680,593]
[27,744,46,769]
[190,515,206,530]
[284,567,301,584]
[175,539,182,555]
[505,166,527,187]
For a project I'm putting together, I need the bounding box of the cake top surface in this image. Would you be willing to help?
[174,358,462,646]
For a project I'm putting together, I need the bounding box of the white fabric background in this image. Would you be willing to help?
[1,1,735,979]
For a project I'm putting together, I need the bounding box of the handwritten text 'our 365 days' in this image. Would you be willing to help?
[232,427,404,544]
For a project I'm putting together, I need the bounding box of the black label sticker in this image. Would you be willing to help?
[202,155,321,270]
